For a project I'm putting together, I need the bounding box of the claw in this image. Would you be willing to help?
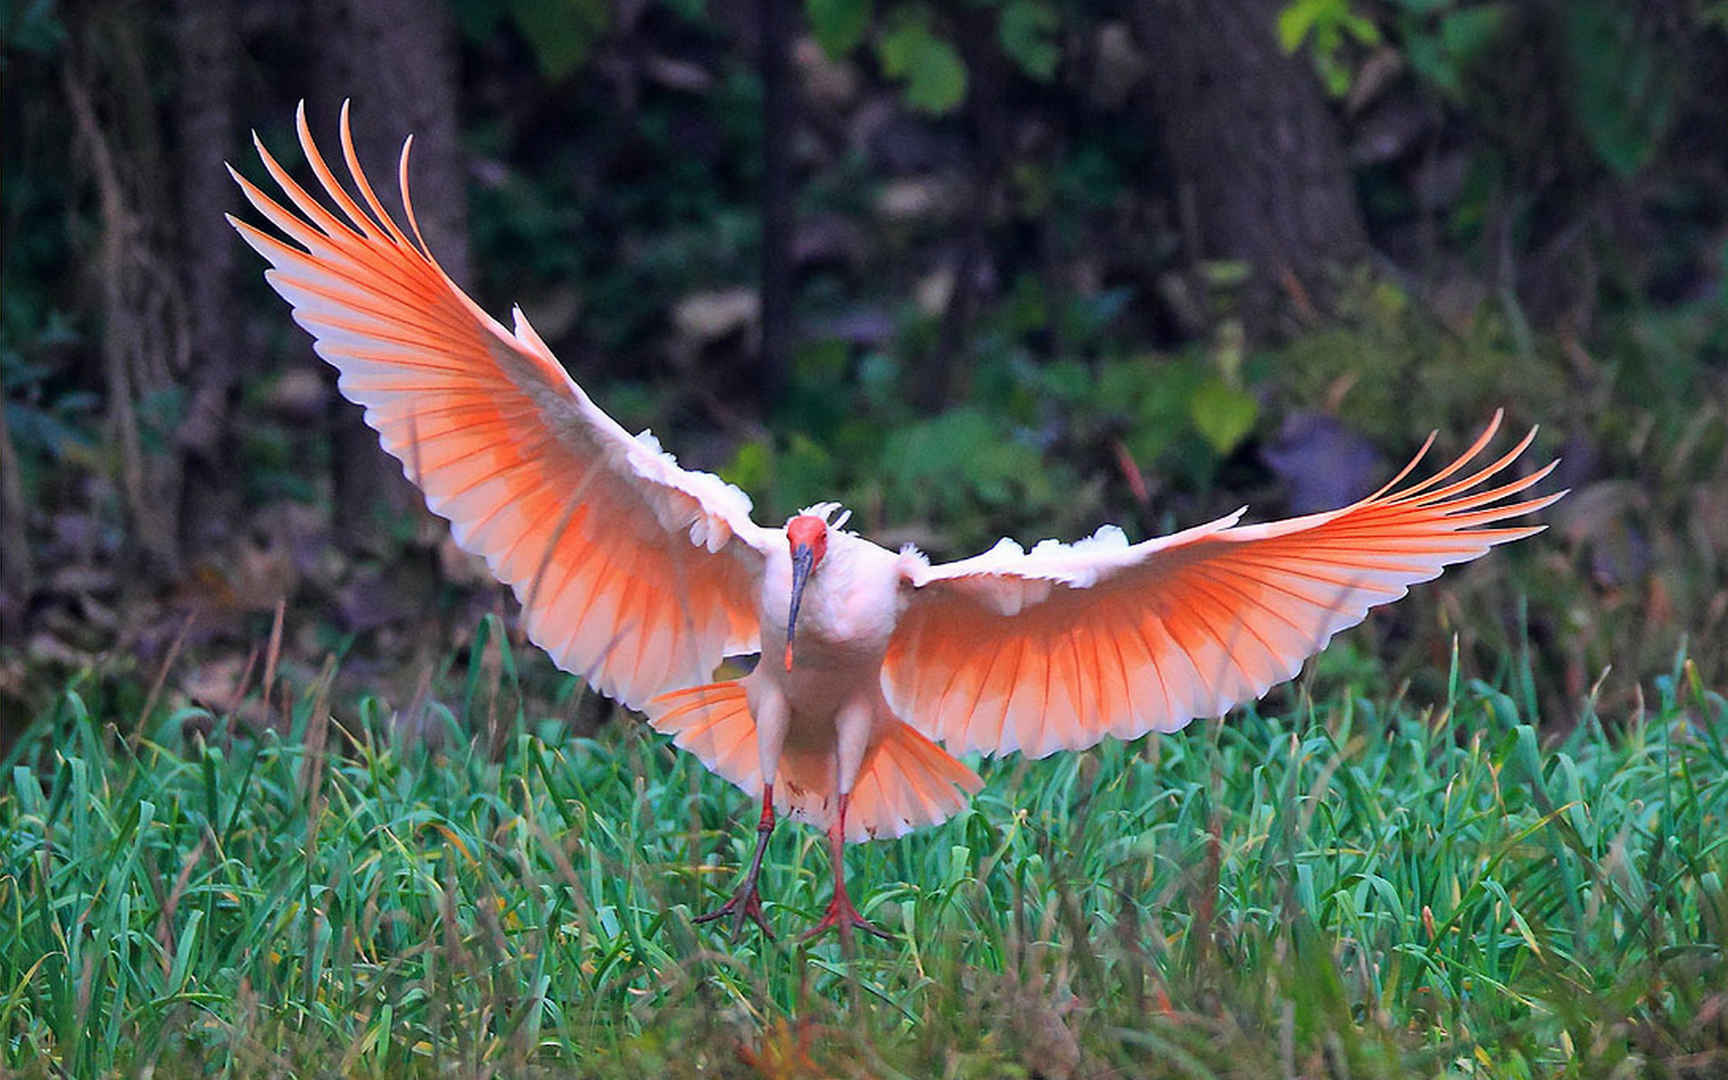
[800,890,892,949]
[695,783,777,942]
[696,882,775,941]
[801,792,892,950]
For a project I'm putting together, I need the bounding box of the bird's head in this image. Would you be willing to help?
[782,513,829,671]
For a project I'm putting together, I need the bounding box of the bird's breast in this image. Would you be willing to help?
[760,535,900,677]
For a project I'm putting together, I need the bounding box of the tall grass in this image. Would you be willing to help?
[3,633,1725,1077]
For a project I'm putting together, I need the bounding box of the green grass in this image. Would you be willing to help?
[4,634,1727,1077]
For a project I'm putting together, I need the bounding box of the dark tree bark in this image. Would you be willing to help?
[309,0,468,551]
[174,0,242,558]
[64,29,185,577]
[920,3,1010,413]
[1133,0,1366,332]
[0,383,29,605]
[757,0,793,404]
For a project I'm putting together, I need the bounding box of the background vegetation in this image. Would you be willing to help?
[4,0,1728,1073]
[6,0,1728,724]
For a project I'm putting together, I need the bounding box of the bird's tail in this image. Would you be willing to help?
[645,681,763,795]
[644,682,982,841]
[845,720,983,842]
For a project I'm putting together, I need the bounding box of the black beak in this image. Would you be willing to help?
[785,544,814,671]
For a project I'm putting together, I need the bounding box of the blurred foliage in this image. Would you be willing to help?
[0,0,66,59]
[805,0,1063,113]
[1562,1,1678,179]
[4,0,1728,728]
[876,9,968,113]
[1288,0,1689,186]
[1279,0,1382,95]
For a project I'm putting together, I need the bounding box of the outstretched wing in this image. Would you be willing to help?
[230,103,773,708]
[884,412,1563,758]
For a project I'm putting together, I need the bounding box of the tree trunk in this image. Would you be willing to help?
[63,30,185,577]
[1133,0,1366,333]
[309,0,468,552]
[0,383,30,605]
[757,0,792,405]
[921,3,1010,413]
[174,0,242,558]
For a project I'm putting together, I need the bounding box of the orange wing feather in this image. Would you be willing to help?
[885,412,1564,758]
[230,104,771,708]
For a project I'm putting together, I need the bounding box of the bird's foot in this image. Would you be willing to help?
[695,881,774,941]
[801,889,892,948]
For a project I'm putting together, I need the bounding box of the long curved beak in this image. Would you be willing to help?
[784,544,814,671]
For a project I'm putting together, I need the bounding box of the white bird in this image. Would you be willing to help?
[231,106,1564,944]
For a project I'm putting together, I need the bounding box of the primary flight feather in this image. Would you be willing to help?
[232,106,1564,944]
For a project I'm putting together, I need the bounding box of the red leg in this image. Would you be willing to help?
[800,793,892,948]
[696,784,776,940]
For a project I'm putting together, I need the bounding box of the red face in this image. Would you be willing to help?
[786,514,828,564]
[782,515,827,671]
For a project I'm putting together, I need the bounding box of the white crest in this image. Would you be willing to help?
[798,502,852,530]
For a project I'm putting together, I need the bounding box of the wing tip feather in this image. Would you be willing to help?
[883,412,1562,764]
[234,105,770,714]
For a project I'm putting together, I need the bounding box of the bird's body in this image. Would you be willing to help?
[232,106,1564,943]
[750,527,904,817]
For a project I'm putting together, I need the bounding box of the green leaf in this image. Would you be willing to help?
[1034,358,1092,403]
[1403,30,1462,99]
[805,0,871,57]
[510,0,610,82]
[451,0,510,42]
[1564,0,1674,178]
[1277,0,1343,53]
[1340,11,1380,45]
[1318,54,1352,97]
[1280,0,1377,93]
[1438,3,1507,63]
[877,19,968,113]
[775,433,839,511]
[794,338,849,384]
[880,408,1043,512]
[720,439,773,497]
[1007,272,1049,334]
[1110,355,1204,465]
[1188,378,1258,455]
[1199,260,1252,288]
[998,0,1059,80]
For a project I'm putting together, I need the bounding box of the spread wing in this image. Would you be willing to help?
[884,412,1563,758]
[230,104,773,708]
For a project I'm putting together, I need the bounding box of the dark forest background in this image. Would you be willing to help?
[4,0,1727,729]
